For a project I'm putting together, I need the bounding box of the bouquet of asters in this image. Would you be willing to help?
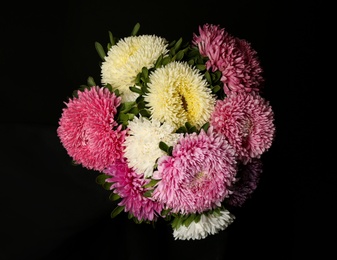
[57,23,275,240]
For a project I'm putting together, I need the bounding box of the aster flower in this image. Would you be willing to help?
[193,23,264,95]
[173,209,235,240]
[152,127,237,214]
[123,116,181,178]
[104,159,163,222]
[57,86,126,171]
[210,92,275,164]
[226,158,263,207]
[101,35,169,102]
[144,61,216,130]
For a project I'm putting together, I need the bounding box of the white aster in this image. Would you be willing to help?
[144,61,216,130]
[173,209,235,240]
[124,116,181,178]
[101,35,169,102]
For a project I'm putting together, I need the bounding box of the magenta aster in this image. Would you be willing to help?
[104,159,163,222]
[226,158,263,207]
[57,86,126,171]
[151,127,237,214]
[192,23,264,95]
[210,92,275,164]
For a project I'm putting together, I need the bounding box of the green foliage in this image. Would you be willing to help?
[95,41,106,62]
[95,173,108,185]
[171,207,223,230]
[131,22,140,36]
[111,205,125,219]
[159,141,173,156]
[109,192,120,201]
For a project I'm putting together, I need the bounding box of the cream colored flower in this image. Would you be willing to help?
[144,61,216,130]
[123,116,180,178]
[101,35,169,102]
[173,209,235,240]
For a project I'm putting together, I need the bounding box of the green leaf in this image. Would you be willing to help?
[112,87,119,96]
[109,192,120,201]
[162,56,171,66]
[137,101,146,109]
[120,101,135,113]
[185,122,193,130]
[139,109,151,117]
[194,214,201,223]
[87,76,96,87]
[129,86,142,94]
[127,113,134,120]
[196,64,206,71]
[105,84,113,92]
[129,107,139,115]
[141,83,149,94]
[175,50,184,61]
[142,67,148,78]
[161,208,171,216]
[135,72,142,85]
[184,214,195,227]
[111,205,125,219]
[102,181,112,190]
[188,126,197,133]
[213,70,222,82]
[159,141,169,152]
[155,54,163,68]
[175,126,187,133]
[108,31,116,46]
[201,122,210,132]
[131,23,140,36]
[167,146,173,156]
[212,85,221,93]
[143,179,160,189]
[95,174,108,185]
[143,190,153,197]
[95,41,106,61]
[171,216,180,229]
[118,113,129,122]
[173,37,183,52]
[204,70,211,83]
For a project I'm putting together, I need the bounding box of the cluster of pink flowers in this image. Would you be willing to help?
[57,23,275,240]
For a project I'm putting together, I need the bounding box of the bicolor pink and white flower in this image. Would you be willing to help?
[152,127,237,214]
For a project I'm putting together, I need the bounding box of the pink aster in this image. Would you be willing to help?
[210,92,275,164]
[192,23,264,95]
[57,86,126,171]
[226,158,263,207]
[103,159,163,222]
[151,127,237,215]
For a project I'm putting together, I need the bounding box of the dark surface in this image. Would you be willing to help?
[0,1,331,259]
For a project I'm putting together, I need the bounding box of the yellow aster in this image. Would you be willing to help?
[101,35,169,102]
[144,61,216,130]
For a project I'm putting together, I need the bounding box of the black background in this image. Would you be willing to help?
[0,1,333,259]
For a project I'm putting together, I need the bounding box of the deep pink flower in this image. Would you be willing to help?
[192,23,264,95]
[226,159,263,207]
[210,92,275,164]
[57,86,126,171]
[152,127,237,214]
[104,159,163,222]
